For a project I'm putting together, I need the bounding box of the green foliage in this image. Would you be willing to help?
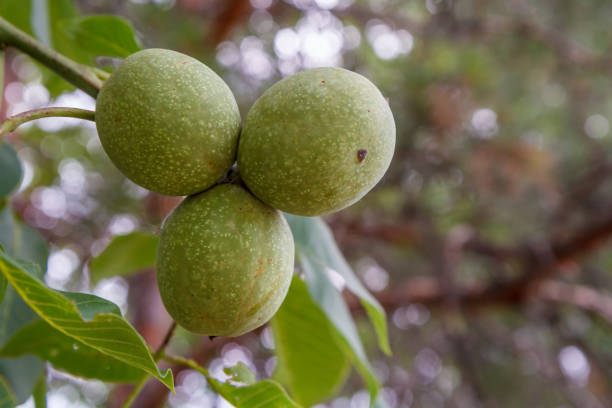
[205,362,300,408]
[0,251,174,390]
[285,214,390,354]
[0,320,144,382]
[165,356,300,408]
[272,277,351,406]
[285,215,387,403]
[223,362,256,385]
[32,373,46,408]
[61,15,142,63]
[0,0,33,34]
[0,376,15,408]
[0,273,5,308]
[0,143,22,199]
[89,231,158,284]
[0,207,48,404]
[210,377,300,408]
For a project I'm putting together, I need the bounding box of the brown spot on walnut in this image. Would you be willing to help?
[320,80,325,84]
[357,149,368,163]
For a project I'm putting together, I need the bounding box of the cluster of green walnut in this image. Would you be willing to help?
[95,49,396,337]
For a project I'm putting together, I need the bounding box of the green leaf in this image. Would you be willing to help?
[60,291,121,318]
[0,0,33,34]
[0,274,5,309]
[0,143,22,199]
[61,15,141,63]
[89,232,158,284]
[285,215,385,404]
[0,207,48,404]
[0,320,145,383]
[223,362,256,385]
[299,253,381,402]
[0,252,174,390]
[271,277,350,406]
[0,376,15,408]
[32,371,46,408]
[285,214,390,355]
[165,356,300,408]
[0,203,49,272]
[211,378,301,408]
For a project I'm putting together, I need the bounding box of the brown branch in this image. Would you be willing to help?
[364,212,612,310]
[211,0,252,44]
[536,280,612,325]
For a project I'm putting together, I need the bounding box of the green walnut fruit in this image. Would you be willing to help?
[156,183,294,336]
[237,67,395,216]
[95,48,241,196]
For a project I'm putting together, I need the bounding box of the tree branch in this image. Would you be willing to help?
[360,212,612,310]
[0,16,102,97]
[537,280,612,325]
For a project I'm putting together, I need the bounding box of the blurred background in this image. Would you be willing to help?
[4,0,612,407]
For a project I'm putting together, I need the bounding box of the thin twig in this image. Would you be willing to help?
[121,375,150,408]
[154,322,177,359]
[0,107,95,138]
[121,322,178,408]
[161,352,229,397]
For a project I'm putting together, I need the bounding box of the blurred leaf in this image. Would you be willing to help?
[0,207,48,272]
[46,0,78,58]
[0,376,15,408]
[32,371,46,408]
[210,377,300,408]
[0,274,5,308]
[0,207,47,404]
[271,277,350,406]
[285,214,390,355]
[0,52,2,137]
[223,362,256,385]
[0,0,33,34]
[62,15,141,63]
[90,232,158,284]
[0,143,22,199]
[0,252,174,390]
[0,320,145,383]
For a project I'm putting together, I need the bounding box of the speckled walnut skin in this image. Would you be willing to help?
[156,184,294,337]
[237,67,396,216]
[95,48,241,196]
